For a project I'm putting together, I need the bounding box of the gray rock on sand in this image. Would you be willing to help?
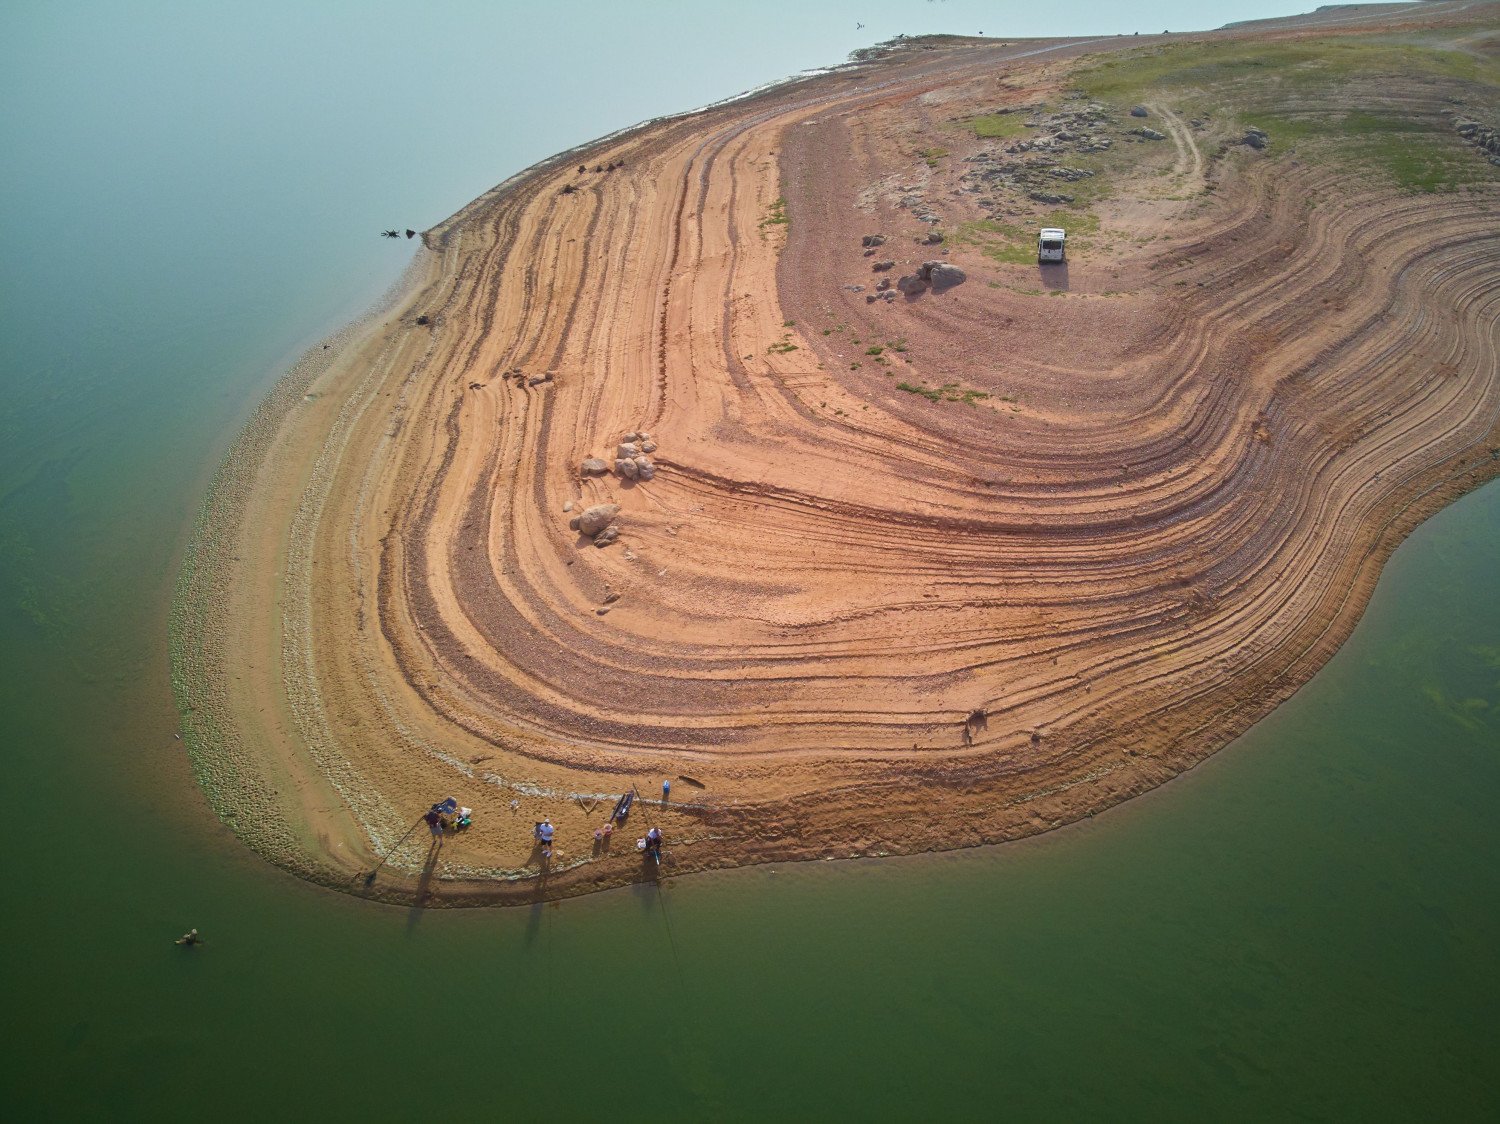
[897,273,928,295]
[615,458,639,480]
[634,457,656,481]
[1130,105,1149,118]
[617,441,642,459]
[640,439,658,454]
[925,262,967,290]
[861,233,886,247]
[917,230,944,245]
[577,503,620,536]
[580,457,609,476]
[872,259,895,272]
[593,524,620,547]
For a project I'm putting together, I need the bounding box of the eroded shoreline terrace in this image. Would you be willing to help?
[174,3,1500,904]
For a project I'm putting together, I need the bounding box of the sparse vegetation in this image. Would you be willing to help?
[967,111,1031,140]
[896,380,992,406]
[761,196,789,230]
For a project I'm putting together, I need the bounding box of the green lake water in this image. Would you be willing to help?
[2,3,1497,1119]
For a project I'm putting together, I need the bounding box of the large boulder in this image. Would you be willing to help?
[576,503,620,536]
[926,262,967,291]
[897,273,928,295]
[617,441,641,459]
[634,457,656,481]
[1242,127,1269,150]
[614,458,639,480]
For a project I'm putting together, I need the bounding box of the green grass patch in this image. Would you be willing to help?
[968,112,1031,139]
[760,197,789,229]
[896,380,992,405]
[919,146,949,167]
[767,341,798,354]
[1253,110,1495,192]
[1073,38,1494,106]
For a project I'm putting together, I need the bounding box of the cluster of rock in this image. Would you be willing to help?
[964,152,1096,206]
[500,368,556,388]
[580,430,658,483]
[896,260,966,295]
[958,103,1119,213]
[1240,126,1269,151]
[1000,103,1117,156]
[1453,117,1500,164]
[569,503,621,548]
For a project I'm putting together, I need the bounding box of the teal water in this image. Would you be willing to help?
[2,3,1497,1119]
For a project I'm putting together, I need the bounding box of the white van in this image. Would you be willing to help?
[1038,227,1066,264]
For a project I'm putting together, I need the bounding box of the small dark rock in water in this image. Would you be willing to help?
[405,229,415,239]
[415,315,430,326]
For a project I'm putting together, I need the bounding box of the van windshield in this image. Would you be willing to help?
[1041,240,1062,250]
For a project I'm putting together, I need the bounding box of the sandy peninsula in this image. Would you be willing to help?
[174,2,1500,904]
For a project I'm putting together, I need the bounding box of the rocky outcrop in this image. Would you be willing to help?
[572,503,620,538]
[897,261,967,297]
[925,261,966,291]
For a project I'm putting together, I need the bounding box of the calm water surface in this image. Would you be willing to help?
[2,3,1496,1119]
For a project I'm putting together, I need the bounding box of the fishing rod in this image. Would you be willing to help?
[631,778,686,981]
[361,814,426,886]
